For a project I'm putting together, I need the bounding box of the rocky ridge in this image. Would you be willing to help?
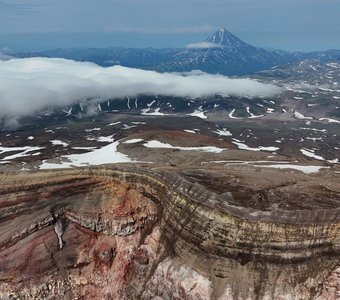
[0,166,339,299]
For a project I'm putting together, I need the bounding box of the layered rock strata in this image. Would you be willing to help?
[0,166,339,299]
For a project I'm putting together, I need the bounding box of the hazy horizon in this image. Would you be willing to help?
[1,30,340,53]
[0,0,339,52]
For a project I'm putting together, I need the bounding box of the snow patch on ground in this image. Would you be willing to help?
[184,130,196,134]
[205,160,328,174]
[299,127,327,133]
[300,148,325,161]
[246,106,264,118]
[144,140,225,153]
[256,164,328,174]
[122,124,137,130]
[142,108,168,116]
[85,128,101,132]
[0,146,44,161]
[141,100,157,115]
[40,141,131,169]
[187,106,207,119]
[306,137,323,142]
[229,109,241,119]
[108,121,121,126]
[86,135,115,142]
[294,111,313,120]
[232,139,279,152]
[123,139,144,144]
[51,140,69,147]
[72,147,97,150]
[300,149,337,164]
[97,135,115,142]
[212,128,232,136]
[319,118,340,124]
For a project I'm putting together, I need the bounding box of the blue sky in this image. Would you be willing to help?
[0,0,339,51]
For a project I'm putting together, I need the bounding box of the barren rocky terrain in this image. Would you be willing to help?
[0,60,339,299]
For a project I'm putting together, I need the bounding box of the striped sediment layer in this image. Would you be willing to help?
[0,166,339,299]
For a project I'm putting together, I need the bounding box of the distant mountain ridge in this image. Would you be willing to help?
[158,28,299,75]
[13,28,340,75]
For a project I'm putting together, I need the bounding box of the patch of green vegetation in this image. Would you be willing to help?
[170,98,192,112]
[234,108,248,118]
[249,105,265,115]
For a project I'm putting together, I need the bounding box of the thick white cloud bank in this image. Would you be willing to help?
[0,57,281,124]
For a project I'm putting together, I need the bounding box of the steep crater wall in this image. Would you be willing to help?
[0,166,339,299]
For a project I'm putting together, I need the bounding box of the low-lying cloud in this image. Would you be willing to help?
[0,51,12,61]
[185,42,225,49]
[0,57,281,126]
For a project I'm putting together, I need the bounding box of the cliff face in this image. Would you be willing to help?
[0,167,339,299]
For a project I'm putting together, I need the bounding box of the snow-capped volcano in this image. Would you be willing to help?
[205,28,252,48]
[169,28,296,75]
